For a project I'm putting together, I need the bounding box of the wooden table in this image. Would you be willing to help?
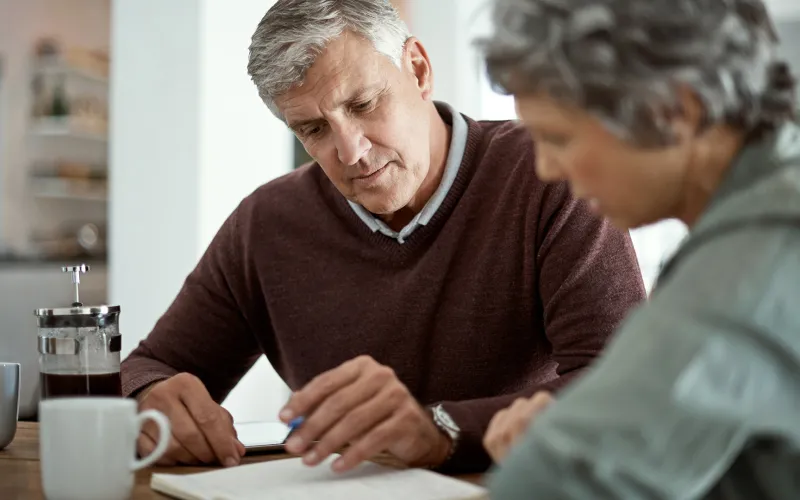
[0,422,484,499]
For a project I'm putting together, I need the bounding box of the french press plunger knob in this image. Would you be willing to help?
[62,264,90,307]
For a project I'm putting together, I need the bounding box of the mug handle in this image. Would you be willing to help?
[131,409,171,471]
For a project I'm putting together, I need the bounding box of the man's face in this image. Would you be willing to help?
[275,33,435,215]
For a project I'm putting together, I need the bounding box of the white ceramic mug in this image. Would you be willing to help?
[39,397,171,500]
[0,362,20,449]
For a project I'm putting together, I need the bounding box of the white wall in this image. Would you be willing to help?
[110,0,291,422]
[198,0,294,423]
[767,0,800,19]
[409,0,488,118]
[198,1,294,249]
[110,0,203,354]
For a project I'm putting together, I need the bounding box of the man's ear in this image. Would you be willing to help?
[403,37,434,100]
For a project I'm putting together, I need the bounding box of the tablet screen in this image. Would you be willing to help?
[234,421,292,453]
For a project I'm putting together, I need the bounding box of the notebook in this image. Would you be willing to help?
[150,456,488,500]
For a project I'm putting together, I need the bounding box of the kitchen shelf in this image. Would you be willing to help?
[34,61,108,85]
[29,117,107,142]
[30,177,108,202]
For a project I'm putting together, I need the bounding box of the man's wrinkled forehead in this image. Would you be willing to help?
[276,35,394,121]
[283,83,388,132]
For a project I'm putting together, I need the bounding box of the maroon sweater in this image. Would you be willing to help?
[121,115,646,472]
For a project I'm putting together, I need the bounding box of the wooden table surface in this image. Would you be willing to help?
[0,422,484,499]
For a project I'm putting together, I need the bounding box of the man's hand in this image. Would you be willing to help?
[483,392,554,463]
[279,355,451,473]
[136,373,246,467]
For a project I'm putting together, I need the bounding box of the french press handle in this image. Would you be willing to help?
[62,264,90,307]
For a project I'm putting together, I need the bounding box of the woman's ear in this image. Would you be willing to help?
[671,85,706,141]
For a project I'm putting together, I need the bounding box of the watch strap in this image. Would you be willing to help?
[430,404,460,467]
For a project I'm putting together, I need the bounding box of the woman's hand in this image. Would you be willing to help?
[483,392,554,463]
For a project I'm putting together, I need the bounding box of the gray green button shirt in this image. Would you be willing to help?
[488,123,800,500]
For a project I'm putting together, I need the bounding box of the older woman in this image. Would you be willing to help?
[479,0,800,498]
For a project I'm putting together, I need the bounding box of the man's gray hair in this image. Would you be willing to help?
[480,0,796,146]
[248,0,411,121]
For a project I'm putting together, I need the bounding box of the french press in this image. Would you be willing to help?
[34,264,122,400]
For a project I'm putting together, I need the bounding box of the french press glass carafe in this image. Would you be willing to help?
[35,264,122,399]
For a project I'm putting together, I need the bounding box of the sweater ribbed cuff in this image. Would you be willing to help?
[121,357,180,399]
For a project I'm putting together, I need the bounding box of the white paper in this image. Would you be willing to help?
[151,456,487,500]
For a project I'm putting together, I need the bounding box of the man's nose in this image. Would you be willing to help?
[333,123,371,166]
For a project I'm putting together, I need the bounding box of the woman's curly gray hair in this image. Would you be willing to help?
[480,0,796,146]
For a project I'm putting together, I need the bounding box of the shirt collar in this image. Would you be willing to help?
[347,101,469,242]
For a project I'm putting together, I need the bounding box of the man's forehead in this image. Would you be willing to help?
[277,32,397,118]
[282,81,384,128]
[318,31,384,68]
[280,69,388,123]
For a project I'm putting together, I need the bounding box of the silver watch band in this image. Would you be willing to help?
[430,404,460,465]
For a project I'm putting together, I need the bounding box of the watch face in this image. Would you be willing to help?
[435,405,460,433]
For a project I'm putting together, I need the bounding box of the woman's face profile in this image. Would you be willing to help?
[515,94,695,229]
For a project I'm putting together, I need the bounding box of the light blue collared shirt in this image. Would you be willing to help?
[347,102,468,244]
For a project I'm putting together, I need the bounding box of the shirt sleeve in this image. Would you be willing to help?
[488,225,800,499]
[438,182,647,472]
[121,207,264,402]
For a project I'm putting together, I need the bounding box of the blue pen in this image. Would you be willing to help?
[285,416,305,442]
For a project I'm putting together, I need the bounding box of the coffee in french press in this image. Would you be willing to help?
[35,264,123,399]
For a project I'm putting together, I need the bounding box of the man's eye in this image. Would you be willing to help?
[303,125,324,137]
[352,100,375,113]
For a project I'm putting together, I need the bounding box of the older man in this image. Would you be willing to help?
[122,0,645,473]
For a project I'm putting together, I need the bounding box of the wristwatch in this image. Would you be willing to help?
[430,404,460,465]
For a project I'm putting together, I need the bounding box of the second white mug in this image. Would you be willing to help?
[39,397,170,500]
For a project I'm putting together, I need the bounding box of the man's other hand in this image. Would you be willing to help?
[279,355,452,473]
[136,373,246,467]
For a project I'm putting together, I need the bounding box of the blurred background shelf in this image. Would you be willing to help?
[29,117,107,142]
[33,60,108,85]
[30,176,108,202]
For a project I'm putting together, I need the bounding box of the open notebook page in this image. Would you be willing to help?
[151,456,488,500]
